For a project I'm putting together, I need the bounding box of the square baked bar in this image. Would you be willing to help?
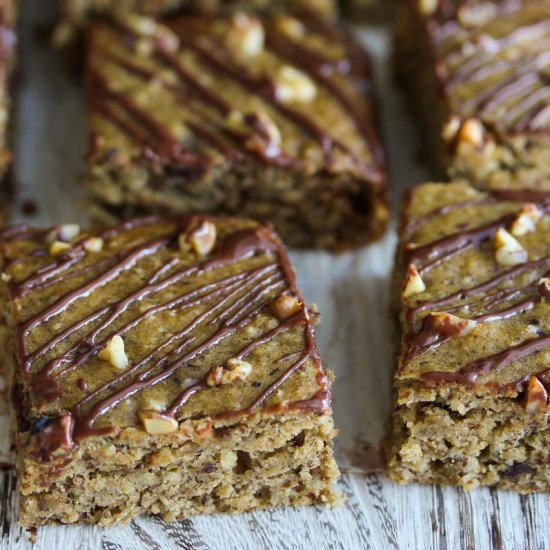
[0,215,339,526]
[0,0,16,221]
[395,0,550,191]
[85,13,389,249]
[61,0,337,21]
[387,181,550,492]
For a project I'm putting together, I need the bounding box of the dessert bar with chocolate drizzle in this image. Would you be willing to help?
[387,181,550,492]
[395,0,550,191]
[0,215,339,527]
[85,13,389,249]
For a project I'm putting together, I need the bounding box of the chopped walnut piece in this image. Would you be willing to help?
[116,13,179,52]
[58,224,81,242]
[403,264,426,298]
[275,66,317,103]
[99,335,129,370]
[49,241,72,257]
[418,0,438,16]
[138,410,179,435]
[225,358,253,379]
[195,418,213,439]
[458,118,484,146]
[117,13,157,36]
[309,303,321,326]
[523,377,548,415]
[225,110,249,134]
[442,115,461,143]
[180,220,217,257]
[220,450,238,469]
[425,312,477,337]
[441,115,461,143]
[83,237,104,253]
[509,204,542,237]
[250,112,281,147]
[206,359,253,386]
[494,228,528,266]
[225,110,282,157]
[206,366,224,386]
[46,224,80,245]
[270,295,303,320]
[538,278,550,298]
[142,399,167,413]
[228,14,265,57]
[275,16,305,39]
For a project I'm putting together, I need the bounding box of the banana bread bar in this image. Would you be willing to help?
[0,0,16,222]
[0,215,339,527]
[85,13,389,249]
[395,0,550,191]
[387,181,550,492]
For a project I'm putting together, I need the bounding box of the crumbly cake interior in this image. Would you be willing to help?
[85,13,389,249]
[387,182,550,492]
[395,0,550,190]
[0,216,339,526]
[19,410,338,526]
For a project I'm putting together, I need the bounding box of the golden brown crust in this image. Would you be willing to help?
[0,215,340,525]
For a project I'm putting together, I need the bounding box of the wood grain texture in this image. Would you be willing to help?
[2,2,550,549]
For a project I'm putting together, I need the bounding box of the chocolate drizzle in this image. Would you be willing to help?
[1,216,329,462]
[428,0,550,134]
[422,333,550,386]
[88,15,386,184]
[400,187,550,395]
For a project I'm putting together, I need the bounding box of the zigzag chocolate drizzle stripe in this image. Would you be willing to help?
[421,333,550,386]
[402,190,550,386]
[474,71,542,119]
[37,263,279,383]
[182,37,380,180]
[446,23,550,87]
[429,1,550,133]
[403,212,517,267]
[404,292,542,365]
[400,196,496,239]
[75,288,289,439]
[102,16,382,182]
[90,70,208,167]
[96,40,300,168]
[502,87,550,131]
[17,236,172,360]
[405,198,550,269]
[264,24,386,168]
[1,217,329,458]
[99,50,247,161]
[72,264,286,429]
[406,255,550,331]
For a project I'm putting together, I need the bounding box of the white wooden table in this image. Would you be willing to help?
[2,2,549,548]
